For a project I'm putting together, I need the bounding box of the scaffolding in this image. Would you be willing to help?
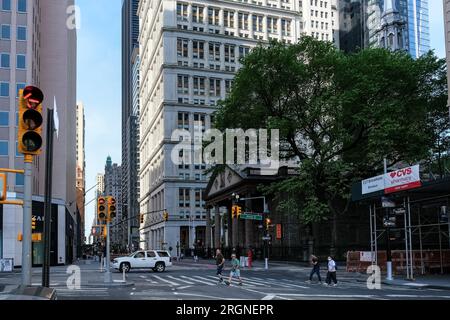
[369,192,450,279]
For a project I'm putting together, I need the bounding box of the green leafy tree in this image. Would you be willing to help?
[213,37,448,248]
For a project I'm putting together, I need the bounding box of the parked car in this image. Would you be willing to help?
[111,250,172,273]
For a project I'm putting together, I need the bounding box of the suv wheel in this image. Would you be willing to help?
[119,262,131,273]
[155,262,165,273]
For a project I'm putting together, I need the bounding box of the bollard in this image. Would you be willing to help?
[123,267,126,282]
[100,257,104,272]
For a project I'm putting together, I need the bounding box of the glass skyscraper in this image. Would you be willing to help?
[339,0,430,57]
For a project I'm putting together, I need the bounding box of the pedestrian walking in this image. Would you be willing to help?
[226,253,243,286]
[215,249,225,284]
[307,255,322,284]
[326,256,338,286]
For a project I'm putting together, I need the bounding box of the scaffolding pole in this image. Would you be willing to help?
[418,207,425,275]
[404,198,410,279]
[407,197,414,280]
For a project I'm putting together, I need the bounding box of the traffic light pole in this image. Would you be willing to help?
[104,219,112,283]
[42,108,54,288]
[22,155,33,286]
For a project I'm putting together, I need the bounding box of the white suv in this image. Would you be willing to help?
[112,250,172,273]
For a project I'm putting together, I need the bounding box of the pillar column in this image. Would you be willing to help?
[205,207,212,250]
[214,206,221,249]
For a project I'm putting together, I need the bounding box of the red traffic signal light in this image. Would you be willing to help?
[98,197,107,221]
[108,196,117,220]
[18,86,44,155]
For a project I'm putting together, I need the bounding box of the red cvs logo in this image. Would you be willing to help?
[390,168,412,178]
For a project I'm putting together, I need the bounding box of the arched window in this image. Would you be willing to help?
[380,36,386,48]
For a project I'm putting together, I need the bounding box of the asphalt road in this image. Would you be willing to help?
[2,260,450,300]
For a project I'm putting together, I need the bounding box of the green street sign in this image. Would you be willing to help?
[240,213,263,221]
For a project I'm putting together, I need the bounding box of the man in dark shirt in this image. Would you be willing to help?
[215,249,225,284]
[308,255,322,284]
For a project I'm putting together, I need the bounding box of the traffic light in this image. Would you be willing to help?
[18,86,44,155]
[236,206,242,218]
[265,218,272,230]
[163,210,169,221]
[32,216,36,230]
[108,196,117,221]
[231,205,237,219]
[97,197,107,222]
[140,213,144,224]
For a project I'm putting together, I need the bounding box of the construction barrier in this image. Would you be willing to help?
[346,250,450,275]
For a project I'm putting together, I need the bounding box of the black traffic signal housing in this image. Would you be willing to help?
[163,210,169,221]
[32,216,36,230]
[140,213,144,224]
[108,196,117,221]
[97,197,107,222]
[18,86,44,155]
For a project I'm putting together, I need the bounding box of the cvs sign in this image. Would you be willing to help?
[384,165,421,194]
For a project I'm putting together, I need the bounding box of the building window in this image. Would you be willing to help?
[177,2,188,22]
[192,40,204,59]
[224,10,235,28]
[192,5,204,23]
[252,15,263,32]
[16,54,26,69]
[0,141,8,156]
[209,78,221,97]
[0,25,11,39]
[0,82,9,97]
[267,17,278,33]
[193,114,205,132]
[17,26,27,41]
[209,42,221,62]
[224,44,235,63]
[177,38,189,58]
[208,7,220,26]
[193,77,205,96]
[16,173,24,186]
[1,0,11,11]
[16,83,25,98]
[179,188,190,208]
[177,75,189,94]
[238,12,249,30]
[17,0,26,12]
[0,53,10,68]
[0,111,8,126]
[177,112,189,130]
[16,141,22,157]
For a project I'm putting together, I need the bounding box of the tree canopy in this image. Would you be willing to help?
[213,37,449,225]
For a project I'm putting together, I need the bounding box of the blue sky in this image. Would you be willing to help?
[76,0,446,238]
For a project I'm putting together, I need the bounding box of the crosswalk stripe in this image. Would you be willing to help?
[250,277,305,288]
[168,276,194,284]
[187,276,215,286]
[204,275,267,287]
[152,275,180,286]
[145,279,158,284]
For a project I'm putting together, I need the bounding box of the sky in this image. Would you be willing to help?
[76,0,447,238]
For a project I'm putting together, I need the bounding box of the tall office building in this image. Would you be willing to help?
[122,0,140,251]
[339,0,430,57]
[137,0,338,253]
[76,102,86,244]
[1,0,78,265]
[104,156,125,249]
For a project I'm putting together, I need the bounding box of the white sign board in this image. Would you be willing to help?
[384,165,421,194]
[360,252,374,262]
[0,258,13,272]
[362,174,384,195]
